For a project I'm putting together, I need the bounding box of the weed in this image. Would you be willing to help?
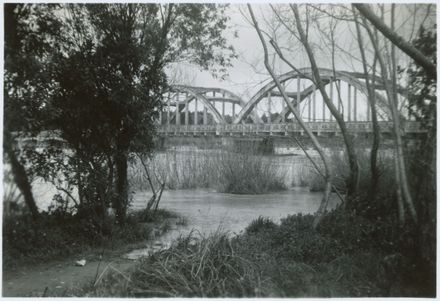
[3,208,179,269]
[91,209,435,297]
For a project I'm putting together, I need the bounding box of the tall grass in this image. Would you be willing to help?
[214,149,286,194]
[92,231,271,297]
[91,209,434,297]
[129,146,286,194]
[305,148,396,194]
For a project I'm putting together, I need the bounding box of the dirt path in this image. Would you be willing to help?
[3,252,136,297]
[3,216,185,297]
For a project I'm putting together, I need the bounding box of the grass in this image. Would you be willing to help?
[3,208,179,270]
[305,148,396,194]
[215,150,286,194]
[129,147,286,194]
[89,208,435,297]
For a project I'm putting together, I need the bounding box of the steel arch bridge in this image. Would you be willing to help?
[157,68,424,137]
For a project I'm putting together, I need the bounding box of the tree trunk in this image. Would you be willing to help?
[291,4,359,203]
[4,133,39,220]
[362,15,417,223]
[248,5,333,228]
[353,9,380,201]
[114,151,128,225]
[354,3,436,80]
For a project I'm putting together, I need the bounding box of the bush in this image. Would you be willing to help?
[3,208,177,268]
[91,210,434,297]
[216,147,286,194]
[130,148,286,194]
[92,232,272,297]
[245,216,278,234]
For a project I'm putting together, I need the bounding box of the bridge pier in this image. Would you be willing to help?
[185,92,189,126]
[354,87,357,121]
[348,84,351,122]
[330,78,333,121]
[167,92,171,125]
[313,86,316,122]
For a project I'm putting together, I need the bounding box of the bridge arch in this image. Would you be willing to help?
[168,85,225,124]
[233,67,398,124]
[168,85,262,124]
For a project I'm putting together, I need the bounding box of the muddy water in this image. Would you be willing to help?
[124,188,339,259]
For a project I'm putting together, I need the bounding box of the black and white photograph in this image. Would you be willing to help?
[2,2,437,297]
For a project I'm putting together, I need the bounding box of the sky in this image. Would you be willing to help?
[165,3,435,121]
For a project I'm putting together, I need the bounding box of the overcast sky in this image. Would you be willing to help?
[165,3,435,121]
[167,3,435,97]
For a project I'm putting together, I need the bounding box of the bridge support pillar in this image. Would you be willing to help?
[185,92,189,126]
[337,80,342,118]
[222,92,225,118]
[348,84,351,122]
[330,79,333,121]
[353,87,357,122]
[176,104,180,125]
[313,86,316,122]
[268,91,271,123]
[167,92,171,125]
[367,98,371,121]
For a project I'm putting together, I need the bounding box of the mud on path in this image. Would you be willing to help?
[3,216,183,297]
[3,254,135,297]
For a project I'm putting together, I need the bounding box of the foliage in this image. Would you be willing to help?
[91,208,435,297]
[5,3,236,223]
[405,26,436,132]
[129,147,286,194]
[245,216,277,234]
[3,208,178,269]
[92,232,271,297]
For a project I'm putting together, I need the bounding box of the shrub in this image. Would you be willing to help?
[215,149,286,194]
[245,216,278,234]
[3,208,177,268]
[92,232,272,297]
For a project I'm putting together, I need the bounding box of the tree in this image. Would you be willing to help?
[353,3,436,80]
[353,9,381,201]
[360,11,417,223]
[44,4,235,224]
[248,5,333,228]
[290,4,360,202]
[4,4,62,219]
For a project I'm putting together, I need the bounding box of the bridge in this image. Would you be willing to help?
[157,68,424,137]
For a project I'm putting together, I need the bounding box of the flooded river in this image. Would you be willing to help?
[124,188,339,259]
[132,188,339,236]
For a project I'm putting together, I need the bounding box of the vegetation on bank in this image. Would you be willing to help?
[129,142,287,194]
[89,207,435,297]
[3,208,178,270]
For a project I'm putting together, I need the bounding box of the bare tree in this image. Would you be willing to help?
[248,4,332,228]
[361,12,417,223]
[137,154,166,214]
[290,4,360,203]
[353,3,436,80]
[353,8,381,201]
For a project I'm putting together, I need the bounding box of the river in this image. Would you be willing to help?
[124,187,340,259]
[4,151,340,259]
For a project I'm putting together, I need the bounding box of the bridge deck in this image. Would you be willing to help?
[158,121,425,136]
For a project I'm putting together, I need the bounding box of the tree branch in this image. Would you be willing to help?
[353,3,436,79]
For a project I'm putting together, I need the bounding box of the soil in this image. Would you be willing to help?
[2,217,182,297]
[3,253,136,297]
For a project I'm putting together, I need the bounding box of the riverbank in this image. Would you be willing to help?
[88,208,435,298]
[2,209,182,297]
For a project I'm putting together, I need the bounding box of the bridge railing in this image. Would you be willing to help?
[157,121,425,136]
